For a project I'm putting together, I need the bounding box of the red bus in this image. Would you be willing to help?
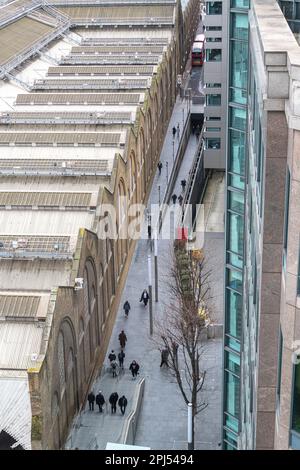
[191,40,204,66]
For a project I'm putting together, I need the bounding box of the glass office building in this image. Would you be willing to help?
[223,0,249,450]
[222,0,300,450]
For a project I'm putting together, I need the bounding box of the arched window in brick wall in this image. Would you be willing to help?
[117,179,128,266]
[83,267,91,369]
[79,317,86,384]
[129,151,137,203]
[58,331,65,397]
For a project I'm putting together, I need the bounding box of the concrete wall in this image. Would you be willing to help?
[203,0,228,170]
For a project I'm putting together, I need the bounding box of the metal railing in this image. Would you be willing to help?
[0,168,111,177]
[0,235,74,260]
[0,0,41,27]
[0,21,71,79]
[32,81,147,91]
[59,55,160,65]
[0,112,133,125]
[72,17,173,26]
[48,0,176,4]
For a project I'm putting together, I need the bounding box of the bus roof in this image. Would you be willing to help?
[195,34,205,43]
[192,42,204,52]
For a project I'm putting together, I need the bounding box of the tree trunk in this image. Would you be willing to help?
[192,413,195,450]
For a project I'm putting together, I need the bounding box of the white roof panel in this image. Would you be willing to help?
[0,377,32,450]
[0,322,44,371]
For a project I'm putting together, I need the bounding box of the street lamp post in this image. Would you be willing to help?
[148,253,153,335]
[188,403,193,450]
[154,230,158,302]
[158,185,162,231]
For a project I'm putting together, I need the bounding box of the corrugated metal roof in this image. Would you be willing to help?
[0,191,95,208]
[0,295,40,319]
[16,93,142,105]
[0,377,32,450]
[32,78,149,91]
[47,65,154,76]
[71,45,165,54]
[0,132,122,146]
[0,158,109,171]
[0,323,43,370]
[0,17,54,66]
[0,111,133,122]
[57,5,174,19]
[81,37,169,45]
[60,55,160,65]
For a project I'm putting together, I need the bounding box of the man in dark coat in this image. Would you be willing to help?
[108,350,116,363]
[118,350,125,369]
[123,300,131,317]
[129,360,140,379]
[95,391,105,413]
[87,391,95,411]
[109,392,119,414]
[140,289,149,307]
[118,395,128,415]
[172,126,177,139]
[160,348,169,367]
[119,330,127,349]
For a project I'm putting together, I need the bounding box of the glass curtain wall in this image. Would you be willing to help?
[224,0,249,450]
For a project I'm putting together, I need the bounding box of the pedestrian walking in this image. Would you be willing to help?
[111,360,118,378]
[172,126,176,139]
[123,300,131,318]
[178,194,183,206]
[118,350,125,369]
[129,360,140,379]
[108,350,116,363]
[118,395,128,415]
[118,330,127,349]
[87,391,95,411]
[181,179,187,191]
[172,194,177,204]
[109,392,119,414]
[148,223,152,240]
[177,123,180,140]
[160,348,169,368]
[140,289,149,307]
[195,124,200,139]
[95,391,105,413]
[157,161,163,175]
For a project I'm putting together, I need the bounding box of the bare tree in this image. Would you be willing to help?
[154,239,212,449]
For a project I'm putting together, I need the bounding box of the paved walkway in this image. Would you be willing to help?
[68,68,223,451]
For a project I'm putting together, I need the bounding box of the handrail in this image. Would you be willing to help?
[119,377,145,445]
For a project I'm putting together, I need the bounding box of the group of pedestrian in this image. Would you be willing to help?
[171,179,187,206]
[87,390,105,413]
[192,123,201,139]
[87,390,128,415]
[123,291,150,313]
[107,329,127,376]
[109,392,128,415]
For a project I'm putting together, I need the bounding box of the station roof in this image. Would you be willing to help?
[0,0,179,450]
[0,17,54,66]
